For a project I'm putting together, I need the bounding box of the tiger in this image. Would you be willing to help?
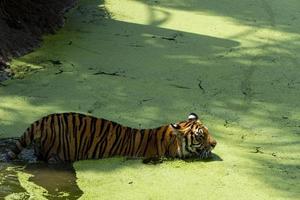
[4,112,217,163]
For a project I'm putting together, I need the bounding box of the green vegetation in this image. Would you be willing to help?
[0,0,299,199]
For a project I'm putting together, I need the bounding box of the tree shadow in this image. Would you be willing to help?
[247,155,300,199]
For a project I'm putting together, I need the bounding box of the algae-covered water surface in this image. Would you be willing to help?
[0,0,300,199]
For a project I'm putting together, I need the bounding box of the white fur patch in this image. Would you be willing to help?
[188,114,197,120]
[172,124,179,128]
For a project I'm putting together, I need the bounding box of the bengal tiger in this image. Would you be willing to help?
[3,112,217,163]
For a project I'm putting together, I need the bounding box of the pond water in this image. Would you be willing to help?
[0,138,83,199]
[0,163,83,199]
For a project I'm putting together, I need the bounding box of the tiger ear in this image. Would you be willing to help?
[188,113,198,121]
[170,123,183,136]
[171,123,181,129]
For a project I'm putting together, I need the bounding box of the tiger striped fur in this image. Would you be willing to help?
[5,112,217,163]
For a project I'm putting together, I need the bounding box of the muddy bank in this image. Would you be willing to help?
[0,0,77,81]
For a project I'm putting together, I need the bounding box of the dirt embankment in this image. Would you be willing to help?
[0,0,76,82]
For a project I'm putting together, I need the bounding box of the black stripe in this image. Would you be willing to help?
[84,118,96,157]
[29,123,34,142]
[190,123,195,131]
[122,132,130,156]
[81,137,89,159]
[101,122,113,154]
[126,129,133,156]
[184,136,194,154]
[98,120,111,144]
[115,127,129,156]
[78,117,87,158]
[97,120,109,144]
[41,118,49,152]
[88,118,97,147]
[79,134,88,159]
[143,130,153,156]
[99,140,107,157]
[59,115,66,160]
[92,120,108,158]
[101,122,117,155]
[49,115,55,146]
[73,114,78,160]
[92,140,102,159]
[125,129,133,156]
[60,115,67,161]
[45,115,57,159]
[19,129,28,147]
[136,129,145,155]
[129,128,136,156]
[122,128,131,156]
[160,126,168,144]
[38,118,45,153]
[108,125,122,156]
[121,128,132,155]
[63,113,71,160]
[93,119,109,158]
[40,117,45,137]
[56,115,62,159]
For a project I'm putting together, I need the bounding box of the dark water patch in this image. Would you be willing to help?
[0,164,28,199]
[183,153,223,163]
[24,163,83,199]
[0,163,83,199]
[0,138,83,199]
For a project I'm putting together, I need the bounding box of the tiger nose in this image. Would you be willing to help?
[211,140,217,148]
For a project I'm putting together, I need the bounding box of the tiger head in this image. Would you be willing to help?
[171,113,217,159]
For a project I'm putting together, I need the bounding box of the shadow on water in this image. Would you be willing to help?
[183,153,223,163]
[0,162,83,200]
[25,163,83,199]
[0,138,83,199]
